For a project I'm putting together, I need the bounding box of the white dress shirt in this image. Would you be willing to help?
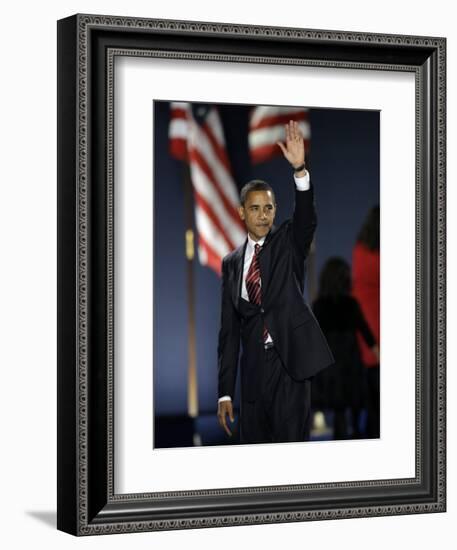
[218,171,310,403]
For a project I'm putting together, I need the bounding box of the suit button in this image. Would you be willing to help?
[260,308,265,313]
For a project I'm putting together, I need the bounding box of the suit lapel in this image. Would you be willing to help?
[258,225,275,298]
[232,240,247,308]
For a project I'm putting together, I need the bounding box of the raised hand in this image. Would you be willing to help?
[276,120,306,171]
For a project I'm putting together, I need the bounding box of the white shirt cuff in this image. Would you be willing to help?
[294,170,310,191]
[218,395,232,403]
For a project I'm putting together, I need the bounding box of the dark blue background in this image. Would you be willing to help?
[153,102,379,416]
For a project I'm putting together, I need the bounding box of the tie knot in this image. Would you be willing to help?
[254,244,261,254]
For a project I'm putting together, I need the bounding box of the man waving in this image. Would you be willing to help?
[217,120,334,444]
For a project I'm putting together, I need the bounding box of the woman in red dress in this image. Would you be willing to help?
[352,206,380,438]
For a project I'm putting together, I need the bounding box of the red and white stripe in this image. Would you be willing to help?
[169,102,245,276]
[249,106,310,165]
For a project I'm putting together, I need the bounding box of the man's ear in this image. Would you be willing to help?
[238,205,245,221]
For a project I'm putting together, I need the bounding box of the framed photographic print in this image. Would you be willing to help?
[57,14,446,535]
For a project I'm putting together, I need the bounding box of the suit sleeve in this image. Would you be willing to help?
[291,181,317,260]
[217,257,241,400]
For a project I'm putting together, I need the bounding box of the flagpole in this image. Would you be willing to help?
[182,164,199,419]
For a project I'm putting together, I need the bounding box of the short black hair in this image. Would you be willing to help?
[240,179,276,206]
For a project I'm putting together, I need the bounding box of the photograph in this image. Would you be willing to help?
[153,101,380,448]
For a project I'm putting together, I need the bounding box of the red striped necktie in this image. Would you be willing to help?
[246,244,268,342]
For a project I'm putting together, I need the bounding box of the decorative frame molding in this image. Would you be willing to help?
[57,14,446,535]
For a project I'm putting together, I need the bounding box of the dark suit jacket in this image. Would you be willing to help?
[217,183,335,402]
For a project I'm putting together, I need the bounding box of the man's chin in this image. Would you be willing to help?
[256,227,270,238]
[248,227,270,241]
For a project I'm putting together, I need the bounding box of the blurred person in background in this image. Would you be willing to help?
[312,258,379,439]
[352,206,380,438]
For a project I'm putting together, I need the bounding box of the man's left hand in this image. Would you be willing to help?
[276,120,306,174]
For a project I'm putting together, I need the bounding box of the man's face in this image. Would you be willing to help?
[239,190,276,242]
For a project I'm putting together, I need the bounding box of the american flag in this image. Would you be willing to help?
[169,102,246,276]
[248,106,310,164]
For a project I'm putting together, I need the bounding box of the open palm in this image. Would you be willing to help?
[276,120,305,169]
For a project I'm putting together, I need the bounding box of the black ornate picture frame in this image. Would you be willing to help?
[57,14,446,535]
